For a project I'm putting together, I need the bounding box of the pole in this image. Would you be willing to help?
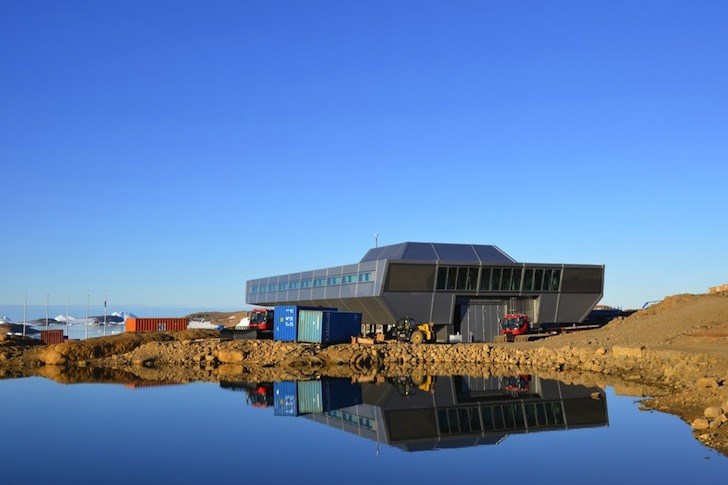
[103,295,107,337]
[23,293,27,336]
[374,233,379,248]
[66,293,70,338]
[85,294,89,340]
[46,293,49,326]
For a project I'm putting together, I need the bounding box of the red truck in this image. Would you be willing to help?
[246,308,274,330]
[497,313,604,343]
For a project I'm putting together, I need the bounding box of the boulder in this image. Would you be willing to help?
[704,406,723,419]
[218,349,245,363]
[691,418,710,430]
[697,377,720,388]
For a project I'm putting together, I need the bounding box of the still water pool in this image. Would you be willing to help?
[1,375,725,484]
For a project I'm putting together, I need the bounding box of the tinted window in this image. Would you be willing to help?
[385,264,436,292]
[560,268,603,293]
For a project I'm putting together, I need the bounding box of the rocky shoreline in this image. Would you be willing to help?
[1,291,727,455]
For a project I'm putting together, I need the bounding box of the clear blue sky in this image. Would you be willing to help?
[2,1,726,310]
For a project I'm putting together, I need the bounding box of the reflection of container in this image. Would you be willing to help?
[298,310,362,344]
[40,329,64,344]
[273,306,335,341]
[273,381,299,416]
[125,317,188,332]
[274,379,363,416]
[297,379,363,414]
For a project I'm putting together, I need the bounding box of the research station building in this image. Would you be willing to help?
[246,242,604,343]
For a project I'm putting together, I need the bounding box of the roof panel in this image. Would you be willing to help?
[360,242,516,263]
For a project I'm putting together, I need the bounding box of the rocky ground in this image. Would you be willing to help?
[1,291,727,455]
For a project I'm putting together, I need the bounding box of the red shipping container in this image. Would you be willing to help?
[40,329,64,344]
[125,317,189,333]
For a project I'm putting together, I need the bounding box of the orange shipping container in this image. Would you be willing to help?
[125,317,189,332]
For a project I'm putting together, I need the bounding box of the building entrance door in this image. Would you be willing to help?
[458,299,507,343]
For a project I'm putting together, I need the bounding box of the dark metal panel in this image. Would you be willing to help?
[382,292,435,324]
[384,263,436,292]
[431,293,455,325]
[402,243,439,261]
[432,243,479,262]
[556,293,603,323]
[474,245,517,263]
[536,294,559,324]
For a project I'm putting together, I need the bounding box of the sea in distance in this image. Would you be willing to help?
[0,304,239,339]
[0,373,726,484]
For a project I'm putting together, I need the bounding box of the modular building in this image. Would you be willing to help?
[246,242,604,343]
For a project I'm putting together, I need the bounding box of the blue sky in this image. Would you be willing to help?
[1,1,726,310]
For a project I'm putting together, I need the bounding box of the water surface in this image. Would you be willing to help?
[0,375,724,484]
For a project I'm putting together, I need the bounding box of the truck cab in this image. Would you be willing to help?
[500,313,530,337]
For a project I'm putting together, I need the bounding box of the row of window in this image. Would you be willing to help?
[436,266,562,292]
[250,272,373,294]
[437,401,566,435]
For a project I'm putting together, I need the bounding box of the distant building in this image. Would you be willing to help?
[246,242,604,343]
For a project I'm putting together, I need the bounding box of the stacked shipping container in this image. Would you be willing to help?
[273,305,361,343]
[273,379,363,417]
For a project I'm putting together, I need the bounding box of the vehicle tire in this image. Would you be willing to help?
[410,330,424,344]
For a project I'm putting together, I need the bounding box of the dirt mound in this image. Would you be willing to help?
[544,292,728,352]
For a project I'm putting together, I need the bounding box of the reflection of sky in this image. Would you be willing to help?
[0,379,725,484]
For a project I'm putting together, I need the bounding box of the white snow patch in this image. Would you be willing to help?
[0,316,13,324]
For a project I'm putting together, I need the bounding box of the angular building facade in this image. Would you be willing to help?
[246,242,604,343]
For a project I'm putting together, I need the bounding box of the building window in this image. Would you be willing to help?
[267,284,276,292]
[480,268,492,291]
[522,268,561,292]
[250,285,258,293]
[358,272,372,282]
[290,281,299,289]
[300,279,312,289]
[436,266,479,291]
[278,282,288,291]
[343,274,357,284]
[327,276,341,286]
[313,278,325,287]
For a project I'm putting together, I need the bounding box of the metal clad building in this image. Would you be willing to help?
[246,242,604,343]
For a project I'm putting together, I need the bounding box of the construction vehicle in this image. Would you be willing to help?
[494,313,547,342]
[246,308,274,330]
[220,307,274,341]
[389,374,435,397]
[501,375,531,396]
[494,312,606,343]
[393,316,435,344]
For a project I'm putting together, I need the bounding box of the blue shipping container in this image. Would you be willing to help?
[273,305,337,341]
[296,379,364,414]
[297,310,362,344]
[273,305,299,341]
[273,381,298,416]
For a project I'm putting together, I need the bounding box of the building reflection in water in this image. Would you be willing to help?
[300,375,608,452]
